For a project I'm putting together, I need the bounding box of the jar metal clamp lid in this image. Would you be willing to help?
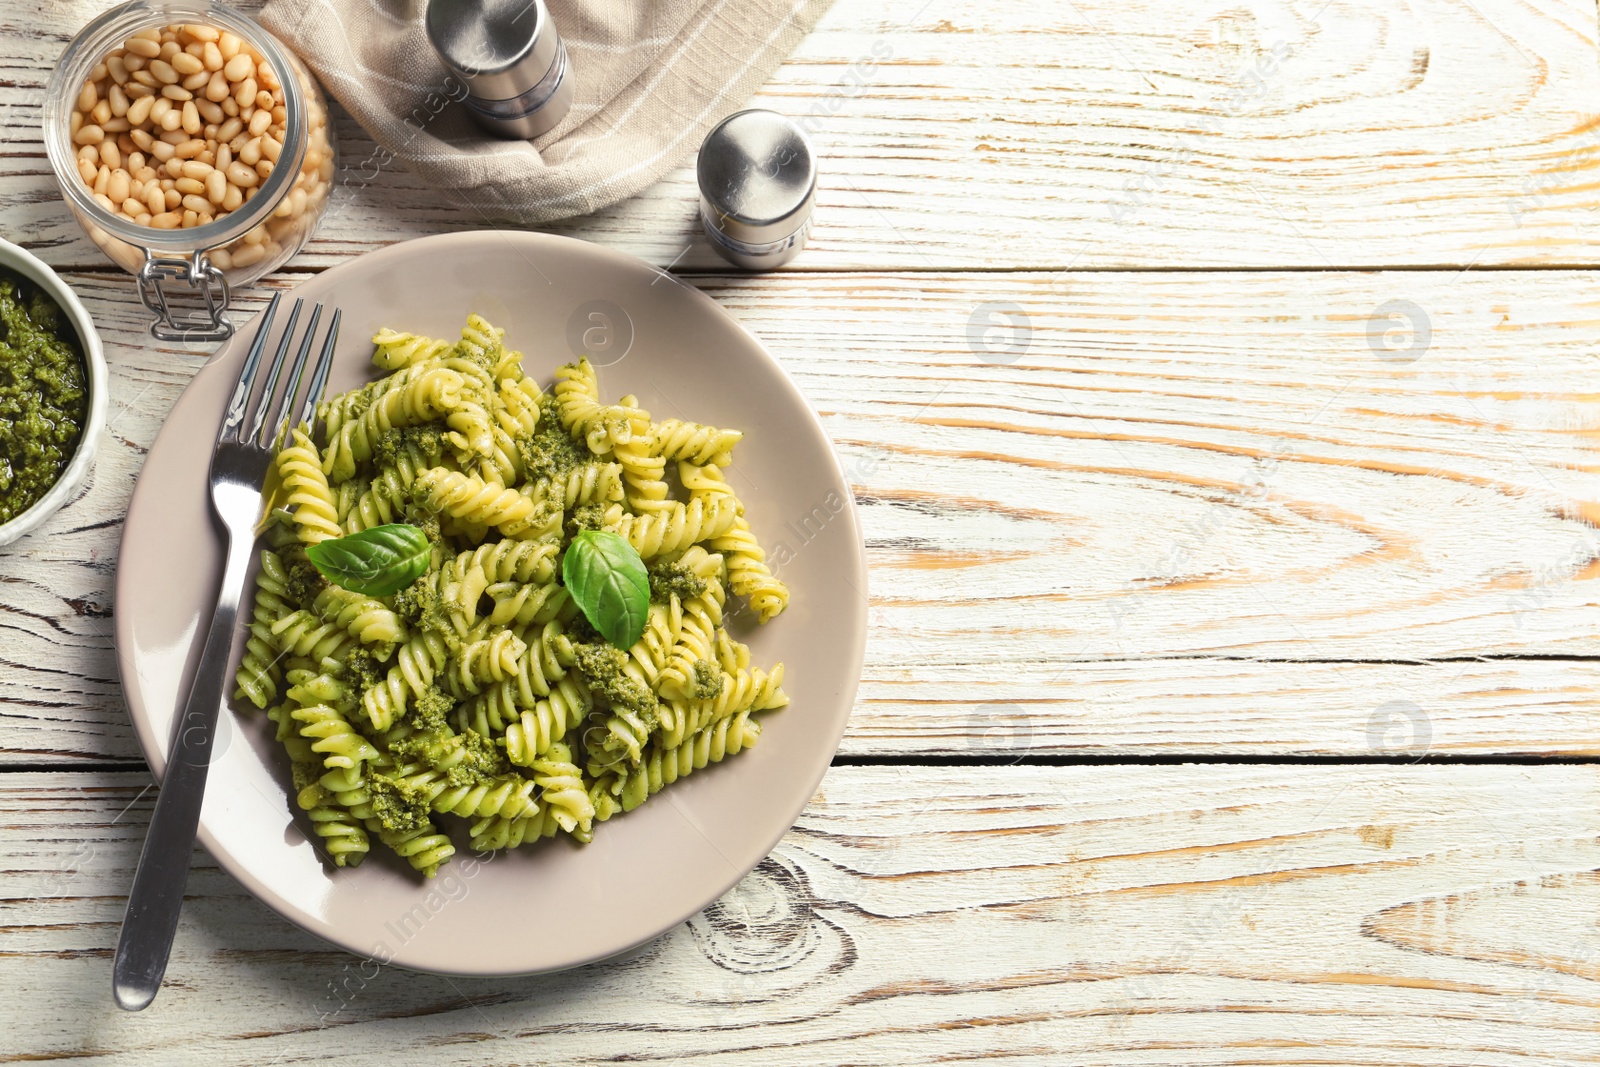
[426,0,573,140]
[697,109,816,271]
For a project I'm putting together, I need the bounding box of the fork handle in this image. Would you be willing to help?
[113,526,252,1011]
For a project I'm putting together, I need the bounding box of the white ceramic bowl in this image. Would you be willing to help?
[0,237,108,549]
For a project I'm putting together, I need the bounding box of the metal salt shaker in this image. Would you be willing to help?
[698,110,816,270]
[425,0,573,139]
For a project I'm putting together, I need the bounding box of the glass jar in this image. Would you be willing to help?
[43,0,336,342]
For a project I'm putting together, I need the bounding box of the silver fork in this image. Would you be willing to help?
[113,291,342,1012]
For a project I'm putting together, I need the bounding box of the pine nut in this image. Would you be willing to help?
[126,95,155,126]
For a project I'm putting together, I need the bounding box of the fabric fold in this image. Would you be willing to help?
[260,0,833,223]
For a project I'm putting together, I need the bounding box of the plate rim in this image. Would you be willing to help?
[112,229,868,976]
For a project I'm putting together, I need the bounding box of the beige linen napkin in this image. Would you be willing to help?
[259,0,833,223]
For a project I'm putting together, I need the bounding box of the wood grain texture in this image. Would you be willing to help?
[6,269,1600,762]
[6,0,1600,271]
[5,766,1600,1065]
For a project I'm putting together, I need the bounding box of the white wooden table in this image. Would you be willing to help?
[6,0,1600,1062]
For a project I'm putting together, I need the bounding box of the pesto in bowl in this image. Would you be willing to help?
[0,267,88,524]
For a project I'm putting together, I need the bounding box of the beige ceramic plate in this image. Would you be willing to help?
[114,230,866,975]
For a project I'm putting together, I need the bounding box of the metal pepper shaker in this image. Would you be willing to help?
[697,110,815,270]
[425,0,573,139]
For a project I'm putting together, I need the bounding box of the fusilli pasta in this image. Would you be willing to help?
[233,319,791,877]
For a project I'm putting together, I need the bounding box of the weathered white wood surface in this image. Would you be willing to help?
[6,767,1600,1066]
[6,269,1600,761]
[4,0,1599,1059]
[6,0,1600,271]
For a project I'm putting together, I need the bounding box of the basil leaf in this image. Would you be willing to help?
[304,523,431,597]
[562,529,649,649]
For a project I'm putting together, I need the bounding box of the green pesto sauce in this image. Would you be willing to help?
[573,642,658,725]
[564,502,611,545]
[392,572,455,647]
[340,646,385,695]
[392,728,504,786]
[367,773,435,835]
[407,685,455,733]
[649,558,707,603]
[0,269,87,524]
[517,394,591,482]
[286,558,327,607]
[373,425,443,471]
[690,660,724,701]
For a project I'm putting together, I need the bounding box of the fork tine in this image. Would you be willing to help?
[219,291,281,444]
[244,299,302,447]
[295,308,341,433]
[266,303,323,450]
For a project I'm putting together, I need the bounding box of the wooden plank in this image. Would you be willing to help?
[7,0,1600,271]
[5,766,1600,1065]
[8,268,1600,763]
